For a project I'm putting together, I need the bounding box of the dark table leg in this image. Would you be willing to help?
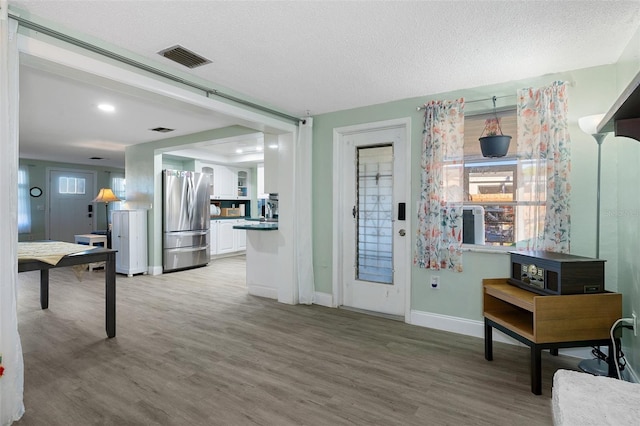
[105,251,116,338]
[40,269,49,309]
[550,348,559,356]
[608,339,617,378]
[531,345,542,395]
[484,319,493,361]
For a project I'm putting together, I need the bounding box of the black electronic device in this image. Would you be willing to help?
[508,250,605,295]
[398,203,406,221]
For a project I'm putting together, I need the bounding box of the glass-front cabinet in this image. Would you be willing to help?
[237,170,248,197]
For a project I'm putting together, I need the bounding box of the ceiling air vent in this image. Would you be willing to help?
[150,127,175,133]
[158,45,211,69]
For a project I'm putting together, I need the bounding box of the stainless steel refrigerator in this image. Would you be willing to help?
[163,169,210,272]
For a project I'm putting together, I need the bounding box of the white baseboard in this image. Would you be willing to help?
[248,285,278,300]
[313,292,333,307]
[409,310,596,359]
[306,303,638,379]
[149,265,163,276]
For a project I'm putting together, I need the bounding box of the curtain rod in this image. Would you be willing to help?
[416,94,514,111]
[416,81,575,111]
[9,13,302,124]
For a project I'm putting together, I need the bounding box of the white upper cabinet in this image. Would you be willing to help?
[237,170,249,198]
[199,163,251,200]
[212,166,236,199]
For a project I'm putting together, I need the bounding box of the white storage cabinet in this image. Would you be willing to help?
[215,219,247,255]
[217,220,236,254]
[112,210,148,277]
[212,166,237,199]
[235,220,247,250]
[211,165,251,200]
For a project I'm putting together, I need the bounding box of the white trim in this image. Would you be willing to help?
[332,118,412,319]
[248,284,278,300]
[409,309,597,359]
[17,34,297,134]
[148,265,163,276]
[313,292,333,307]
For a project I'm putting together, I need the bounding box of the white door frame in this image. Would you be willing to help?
[45,167,98,239]
[332,118,412,321]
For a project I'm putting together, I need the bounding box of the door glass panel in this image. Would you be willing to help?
[356,145,393,284]
[58,176,86,194]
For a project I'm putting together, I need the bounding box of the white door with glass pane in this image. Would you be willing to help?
[48,169,96,242]
[341,125,408,316]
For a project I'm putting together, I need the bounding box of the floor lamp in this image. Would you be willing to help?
[577,114,620,378]
[578,114,608,259]
[93,188,121,248]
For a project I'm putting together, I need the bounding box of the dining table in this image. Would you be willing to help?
[17,241,117,338]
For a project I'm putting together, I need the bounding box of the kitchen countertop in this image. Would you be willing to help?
[210,216,251,220]
[232,222,278,231]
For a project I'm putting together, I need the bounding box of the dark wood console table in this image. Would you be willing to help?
[483,278,621,394]
[18,245,117,338]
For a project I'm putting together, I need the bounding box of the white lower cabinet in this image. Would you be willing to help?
[217,220,236,254]
[112,209,147,277]
[213,219,247,255]
[235,223,247,251]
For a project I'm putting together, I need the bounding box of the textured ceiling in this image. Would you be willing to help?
[12,0,640,117]
[9,0,640,168]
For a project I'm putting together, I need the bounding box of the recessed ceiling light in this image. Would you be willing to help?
[268,144,278,149]
[97,103,115,113]
[236,148,243,154]
[256,146,263,151]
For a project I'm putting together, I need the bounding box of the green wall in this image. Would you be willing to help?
[614,24,640,379]
[314,65,628,317]
[18,159,124,241]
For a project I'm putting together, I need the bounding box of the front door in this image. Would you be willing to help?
[339,123,409,317]
[48,169,96,242]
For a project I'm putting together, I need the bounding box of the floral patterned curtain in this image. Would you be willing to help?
[414,99,465,271]
[516,82,571,252]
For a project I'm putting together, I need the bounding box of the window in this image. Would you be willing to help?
[111,174,126,210]
[462,109,544,247]
[18,166,31,233]
[58,176,86,194]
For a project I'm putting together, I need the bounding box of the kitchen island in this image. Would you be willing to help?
[233,221,279,299]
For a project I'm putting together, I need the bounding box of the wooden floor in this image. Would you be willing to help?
[15,255,579,425]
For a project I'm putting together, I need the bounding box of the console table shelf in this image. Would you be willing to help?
[483,278,622,394]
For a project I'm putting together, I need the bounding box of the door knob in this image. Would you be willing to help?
[399,229,406,236]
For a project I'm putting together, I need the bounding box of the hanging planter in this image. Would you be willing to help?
[479,96,511,158]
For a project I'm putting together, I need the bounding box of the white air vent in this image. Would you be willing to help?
[158,45,211,69]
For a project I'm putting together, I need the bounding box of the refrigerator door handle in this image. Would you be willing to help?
[166,230,208,237]
[165,245,209,253]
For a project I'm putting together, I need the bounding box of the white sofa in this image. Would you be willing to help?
[552,369,640,425]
